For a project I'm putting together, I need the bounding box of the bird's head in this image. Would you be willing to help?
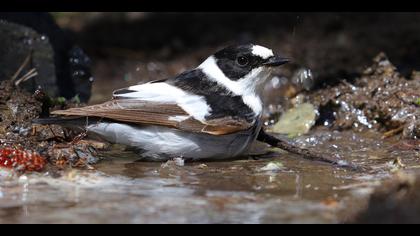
[199,44,289,96]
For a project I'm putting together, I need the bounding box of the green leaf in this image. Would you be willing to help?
[71,94,81,104]
[416,98,420,106]
[55,97,67,105]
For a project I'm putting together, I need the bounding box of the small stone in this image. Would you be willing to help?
[259,162,285,172]
[173,157,185,166]
[272,103,317,137]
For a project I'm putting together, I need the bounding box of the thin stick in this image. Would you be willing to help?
[257,129,366,171]
[11,53,32,81]
[15,69,38,86]
[18,68,37,81]
[382,126,404,139]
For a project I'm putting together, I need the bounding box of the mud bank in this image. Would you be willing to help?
[305,53,420,139]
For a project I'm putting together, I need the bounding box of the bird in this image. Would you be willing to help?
[34,44,290,161]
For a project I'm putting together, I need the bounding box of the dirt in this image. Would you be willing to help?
[0,80,103,173]
[0,81,42,144]
[0,127,418,223]
[304,53,420,139]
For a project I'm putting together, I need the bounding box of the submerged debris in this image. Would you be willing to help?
[161,157,185,168]
[47,141,102,170]
[387,157,406,173]
[391,139,420,151]
[259,161,285,172]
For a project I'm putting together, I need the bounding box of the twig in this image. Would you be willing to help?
[71,132,88,145]
[15,68,38,87]
[257,129,367,171]
[382,126,404,139]
[11,53,32,81]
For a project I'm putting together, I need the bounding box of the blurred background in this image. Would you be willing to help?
[2,12,420,104]
[56,12,420,103]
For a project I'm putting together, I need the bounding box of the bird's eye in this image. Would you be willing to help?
[236,56,249,67]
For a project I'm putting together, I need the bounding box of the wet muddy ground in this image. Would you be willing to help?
[0,129,418,223]
[1,13,420,223]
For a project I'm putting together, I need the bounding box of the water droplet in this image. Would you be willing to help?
[270,76,281,88]
[292,68,314,91]
[147,62,159,72]
[72,70,86,77]
[23,38,33,45]
[123,73,132,82]
[70,58,80,64]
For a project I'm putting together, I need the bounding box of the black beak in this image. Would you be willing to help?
[263,56,290,67]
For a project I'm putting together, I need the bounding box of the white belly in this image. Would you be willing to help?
[87,122,261,161]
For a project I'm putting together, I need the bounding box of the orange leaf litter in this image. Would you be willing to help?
[0,146,46,171]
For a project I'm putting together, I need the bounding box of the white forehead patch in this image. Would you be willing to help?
[252,45,274,59]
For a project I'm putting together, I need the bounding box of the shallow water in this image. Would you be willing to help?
[1,130,416,223]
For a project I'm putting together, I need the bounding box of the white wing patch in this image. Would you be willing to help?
[252,45,274,59]
[168,115,190,122]
[113,82,211,122]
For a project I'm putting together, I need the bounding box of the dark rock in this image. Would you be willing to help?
[68,46,94,101]
[0,20,58,96]
[0,13,93,102]
[352,173,420,224]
